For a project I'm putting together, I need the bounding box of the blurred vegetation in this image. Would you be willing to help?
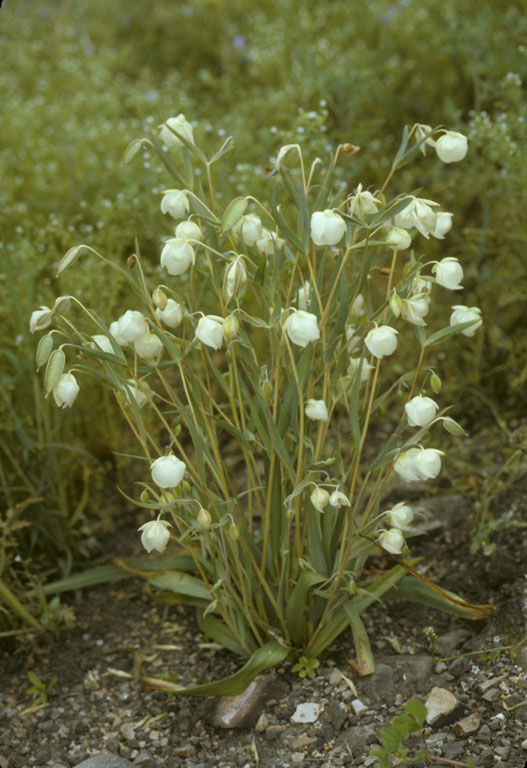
[1,0,525,630]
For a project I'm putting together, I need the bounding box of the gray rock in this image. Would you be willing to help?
[495,746,511,761]
[453,713,480,735]
[436,630,471,656]
[74,757,134,768]
[132,752,154,767]
[211,672,289,728]
[389,655,434,693]
[449,656,468,677]
[425,687,463,727]
[358,663,395,701]
[338,724,377,756]
[442,741,465,761]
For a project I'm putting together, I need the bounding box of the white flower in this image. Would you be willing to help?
[311,209,346,246]
[385,502,414,529]
[401,295,430,326]
[405,395,439,427]
[256,228,284,255]
[109,320,129,346]
[223,257,247,302]
[310,486,330,513]
[151,454,186,488]
[450,305,482,337]
[431,211,453,239]
[393,448,423,483]
[394,197,450,240]
[196,315,224,350]
[175,220,202,242]
[394,447,444,483]
[411,276,432,296]
[433,258,463,290]
[91,335,114,354]
[156,299,183,329]
[116,310,149,343]
[378,528,405,554]
[232,213,263,246]
[283,310,320,347]
[414,124,436,154]
[347,356,374,382]
[160,189,189,219]
[305,399,329,421]
[329,490,350,508]
[435,131,468,163]
[123,379,150,408]
[53,373,80,408]
[160,114,194,147]
[160,239,195,276]
[134,332,163,361]
[138,519,172,554]
[365,325,398,358]
[346,326,361,353]
[385,227,412,250]
[350,293,366,317]
[30,306,53,333]
[298,281,311,311]
[348,184,381,219]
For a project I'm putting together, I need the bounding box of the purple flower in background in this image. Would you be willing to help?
[233,34,246,50]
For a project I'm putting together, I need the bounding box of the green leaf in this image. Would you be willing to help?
[389,574,493,620]
[271,181,306,254]
[392,124,409,169]
[343,603,376,675]
[221,196,248,233]
[285,569,326,646]
[197,612,246,656]
[424,320,479,347]
[405,697,428,725]
[209,135,235,165]
[149,571,211,604]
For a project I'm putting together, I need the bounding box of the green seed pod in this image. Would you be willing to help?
[44,348,66,395]
[140,490,150,503]
[197,507,212,528]
[228,523,240,541]
[430,373,441,393]
[36,333,54,370]
[53,295,71,315]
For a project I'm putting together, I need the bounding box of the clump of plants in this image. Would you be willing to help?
[30,117,492,693]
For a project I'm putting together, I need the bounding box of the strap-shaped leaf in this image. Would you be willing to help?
[389,574,493,620]
[342,603,376,675]
[285,569,326,646]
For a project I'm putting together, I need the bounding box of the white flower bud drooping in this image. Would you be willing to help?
[195,315,224,350]
[232,213,263,247]
[347,356,374,382]
[160,114,194,147]
[305,399,329,421]
[405,394,439,427]
[450,305,483,337]
[197,507,212,528]
[378,528,405,554]
[109,320,129,346]
[401,295,430,326]
[394,197,440,239]
[116,310,149,343]
[385,502,414,529]
[435,131,468,163]
[310,486,330,513]
[138,519,172,553]
[394,447,444,482]
[150,454,186,488]
[156,298,183,329]
[329,490,351,508]
[350,293,366,317]
[431,211,453,239]
[298,281,311,311]
[123,379,150,408]
[433,258,464,290]
[223,314,239,342]
[53,373,80,408]
[283,310,320,347]
[310,209,346,246]
[223,258,247,302]
[160,189,189,219]
[175,220,202,242]
[160,239,195,276]
[385,227,412,250]
[393,448,423,483]
[365,325,398,358]
[30,306,53,333]
[134,332,163,361]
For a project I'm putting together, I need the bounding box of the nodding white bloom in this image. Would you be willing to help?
[232,213,263,247]
[310,486,330,513]
[284,310,320,347]
[393,448,423,483]
[385,227,412,250]
[298,281,311,311]
[53,373,80,408]
[435,131,468,163]
[156,298,183,329]
[223,257,247,302]
[116,310,149,343]
[138,519,172,554]
[385,502,414,529]
[123,379,150,408]
[432,211,453,239]
[134,332,163,361]
[365,325,398,358]
[450,305,482,337]
[348,184,381,219]
[405,394,439,427]
[346,326,361,353]
[91,335,114,354]
[175,220,202,242]
[411,276,433,296]
[378,528,405,554]
[196,315,224,350]
[256,228,284,255]
[151,454,186,488]
[223,313,239,341]
[30,306,53,333]
[394,447,444,483]
[160,189,189,219]
[347,356,374,382]
[350,293,366,317]
[401,295,430,326]
[305,399,329,421]
[433,258,463,290]
[109,320,129,346]
[160,114,194,147]
[329,490,351,508]
[415,124,436,154]
[160,239,195,276]
[310,209,346,246]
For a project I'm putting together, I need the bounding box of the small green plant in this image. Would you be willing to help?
[291,655,320,679]
[424,626,439,659]
[26,671,57,705]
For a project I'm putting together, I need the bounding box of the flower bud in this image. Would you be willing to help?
[261,380,273,399]
[310,209,346,246]
[432,211,453,239]
[350,293,366,317]
[298,281,311,311]
[393,448,423,483]
[196,315,224,350]
[329,490,350,508]
[30,306,53,333]
[305,399,329,421]
[160,189,189,219]
[175,220,202,242]
[134,332,163,361]
[127,254,137,269]
[256,228,284,255]
[229,522,240,541]
[283,310,320,348]
[152,287,168,310]
[53,373,80,409]
[138,519,172,553]
[53,295,71,315]
[109,320,129,346]
[365,325,398,358]
[223,314,239,342]
[347,356,374,383]
[223,257,247,302]
[405,394,439,427]
[378,528,405,555]
[450,305,482,337]
[310,486,330,513]
[385,502,414,529]
[160,114,194,147]
[156,298,183,329]
[389,292,403,318]
[346,326,360,353]
[414,447,444,479]
[91,334,114,354]
[123,379,151,408]
[232,213,263,246]
[435,131,468,163]
[160,239,195,276]
[401,295,429,326]
[197,507,212,528]
[385,227,412,250]
[116,310,149,343]
[140,490,150,502]
[151,454,186,488]
[430,373,442,393]
[433,258,463,290]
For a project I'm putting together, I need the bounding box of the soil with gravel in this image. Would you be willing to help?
[1,486,526,768]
